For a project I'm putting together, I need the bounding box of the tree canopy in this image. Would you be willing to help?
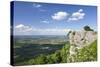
[84,26,93,31]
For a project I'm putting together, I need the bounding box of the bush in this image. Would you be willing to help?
[27,40,97,65]
[76,40,97,62]
[28,54,47,64]
[84,26,93,31]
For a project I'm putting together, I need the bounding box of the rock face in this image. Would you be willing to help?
[68,30,97,56]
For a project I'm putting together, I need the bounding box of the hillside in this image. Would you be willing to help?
[15,40,97,66]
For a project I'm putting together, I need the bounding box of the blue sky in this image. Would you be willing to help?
[13,1,97,35]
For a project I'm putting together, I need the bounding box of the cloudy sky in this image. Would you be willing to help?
[13,1,97,35]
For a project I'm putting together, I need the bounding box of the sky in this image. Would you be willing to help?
[12,1,97,35]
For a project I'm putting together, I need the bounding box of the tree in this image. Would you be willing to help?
[84,26,93,31]
[28,54,47,64]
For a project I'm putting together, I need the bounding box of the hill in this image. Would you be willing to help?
[18,40,97,65]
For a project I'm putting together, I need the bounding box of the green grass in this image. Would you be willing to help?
[76,40,97,62]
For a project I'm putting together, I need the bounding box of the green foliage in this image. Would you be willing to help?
[84,26,93,31]
[28,42,70,64]
[72,32,75,35]
[67,31,72,36]
[76,40,97,62]
[28,54,47,64]
[60,44,70,63]
[19,40,97,65]
[50,51,61,63]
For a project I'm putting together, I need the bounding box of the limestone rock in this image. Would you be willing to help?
[68,30,97,55]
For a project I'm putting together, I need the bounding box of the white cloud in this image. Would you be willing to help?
[51,9,85,22]
[15,24,33,32]
[32,28,70,32]
[78,9,83,12]
[68,9,85,22]
[15,24,71,35]
[52,11,69,21]
[33,3,42,8]
[33,3,47,12]
[15,24,24,28]
[42,21,49,23]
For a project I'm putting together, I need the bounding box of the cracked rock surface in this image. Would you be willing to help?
[68,30,97,56]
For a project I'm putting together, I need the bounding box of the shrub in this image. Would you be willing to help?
[27,40,97,65]
[84,26,93,31]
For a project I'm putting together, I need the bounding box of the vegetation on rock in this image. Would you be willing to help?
[84,26,94,31]
[26,40,97,65]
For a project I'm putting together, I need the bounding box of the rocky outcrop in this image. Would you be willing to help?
[68,30,97,56]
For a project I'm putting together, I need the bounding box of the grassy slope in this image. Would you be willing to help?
[15,40,97,66]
